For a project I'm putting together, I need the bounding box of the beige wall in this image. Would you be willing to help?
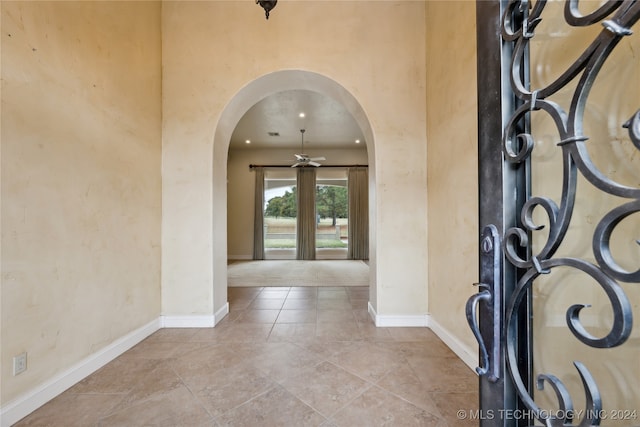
[425,1,479,358]
[161,1,429,319]
[1,0,483,418]
[1,1,162,405]
[3,0,637,421]
[227,147,368,259]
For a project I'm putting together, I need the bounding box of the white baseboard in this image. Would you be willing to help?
[0,319,160,427]
[367,302,478,374]
[214,302,230,325]
[161,315,215,328]
[160,303,229,328]
[367,302,429,327]
[427,316,478,373]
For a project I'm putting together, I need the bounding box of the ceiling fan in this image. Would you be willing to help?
[291,129,326,167]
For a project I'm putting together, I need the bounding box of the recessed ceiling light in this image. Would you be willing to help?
[245,140,251,144]
[355,139,361,144]
[299,112,305,118]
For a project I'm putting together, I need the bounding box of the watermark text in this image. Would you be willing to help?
[456,409,638,421]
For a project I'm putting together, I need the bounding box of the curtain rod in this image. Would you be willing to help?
[249,164,368,169]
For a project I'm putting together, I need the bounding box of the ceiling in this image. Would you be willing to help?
[229,90,366,151]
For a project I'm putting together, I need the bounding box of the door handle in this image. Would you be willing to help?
[466,285,492,376]
[466,224,501,383]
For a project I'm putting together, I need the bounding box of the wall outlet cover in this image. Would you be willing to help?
[13,352,27,376]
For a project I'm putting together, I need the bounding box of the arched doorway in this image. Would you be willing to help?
[212,70,376,322]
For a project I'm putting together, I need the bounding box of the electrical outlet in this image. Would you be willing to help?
[13,352,27,376]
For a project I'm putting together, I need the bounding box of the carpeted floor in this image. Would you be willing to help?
[227,260,369,287]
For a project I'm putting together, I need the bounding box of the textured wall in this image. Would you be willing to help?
[0,0,483,411]
[161,1,428,318]
[1,2,162,404]
[425,1,479,359]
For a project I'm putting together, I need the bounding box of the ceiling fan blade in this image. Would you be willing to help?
[294,154,306,161]
[308,161,321,167]
[309,156,326,161]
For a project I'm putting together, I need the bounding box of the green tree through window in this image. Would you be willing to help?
[316,185,347,226]
[264,187,297,218]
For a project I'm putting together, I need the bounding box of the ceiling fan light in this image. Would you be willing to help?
[292,129,324,167]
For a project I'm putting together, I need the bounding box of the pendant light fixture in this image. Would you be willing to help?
[256,0,277,19]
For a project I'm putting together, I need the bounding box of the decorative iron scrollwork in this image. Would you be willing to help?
[501,1,639,425]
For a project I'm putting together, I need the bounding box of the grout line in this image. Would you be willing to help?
[323,380,378,421]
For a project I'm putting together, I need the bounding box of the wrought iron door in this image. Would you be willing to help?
[470,1,640,426]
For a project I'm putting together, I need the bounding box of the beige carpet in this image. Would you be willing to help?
[227,260,369,287]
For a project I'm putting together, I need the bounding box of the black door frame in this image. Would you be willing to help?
[476,1,529,424]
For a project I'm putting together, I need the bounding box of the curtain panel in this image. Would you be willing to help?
[348,167,369,260]
[296,167,316,260]
[252,167,265,260]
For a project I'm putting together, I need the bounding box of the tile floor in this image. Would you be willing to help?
[14,286,478,426]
